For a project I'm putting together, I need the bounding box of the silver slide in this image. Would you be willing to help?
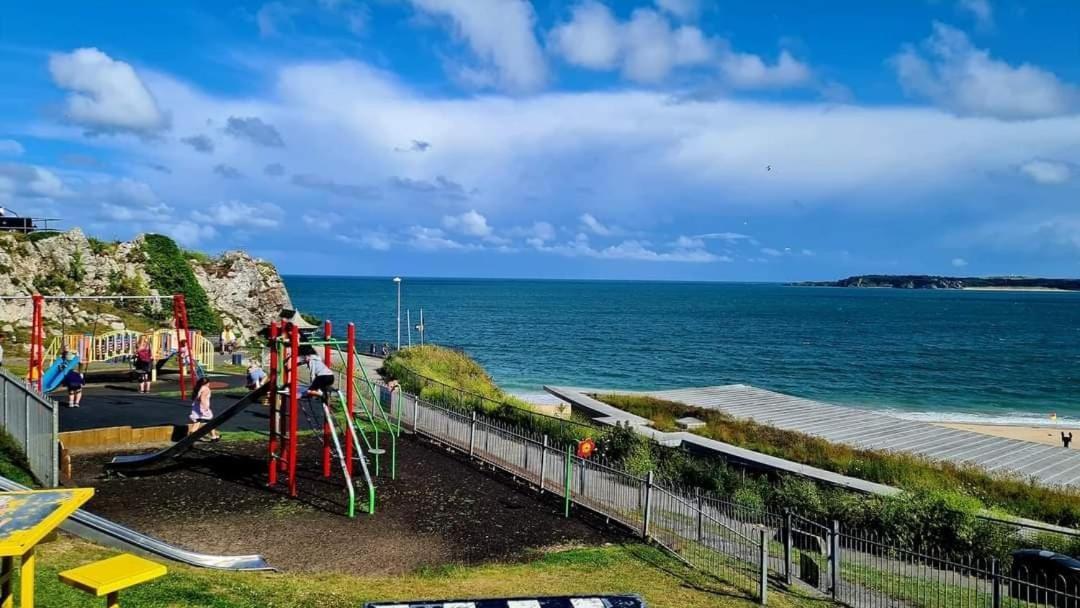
[0,475,272,570]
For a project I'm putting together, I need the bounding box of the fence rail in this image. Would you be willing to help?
[385,386,770,603]
[0,367,58,487]
[381,381,1080,608]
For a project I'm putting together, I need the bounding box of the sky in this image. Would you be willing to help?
[1,0,1079,281]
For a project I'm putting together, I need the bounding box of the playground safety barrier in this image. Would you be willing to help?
[0,367,58,487]
[385,385,1080,608]
[44,329,215,371]
[384,387,770,603]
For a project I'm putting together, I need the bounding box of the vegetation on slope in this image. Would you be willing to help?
[22,538,810,608]
[0,428,35,486]
[139,234,221,332]
[381,345,597,443]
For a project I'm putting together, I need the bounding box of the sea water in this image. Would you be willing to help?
[287,277,1080,424]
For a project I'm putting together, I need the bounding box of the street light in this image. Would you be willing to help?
[393,277,402,350]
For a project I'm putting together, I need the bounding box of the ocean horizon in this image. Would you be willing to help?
[286,276,1080,426]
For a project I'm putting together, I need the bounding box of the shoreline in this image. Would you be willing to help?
[961,286,1071,292]
[935,422,1079,446]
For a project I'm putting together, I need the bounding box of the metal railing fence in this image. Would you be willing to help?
[381,383,1080,608]
[0,367,58,486]
[385,386,770,603]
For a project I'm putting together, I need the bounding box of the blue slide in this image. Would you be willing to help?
[42,354,80,393]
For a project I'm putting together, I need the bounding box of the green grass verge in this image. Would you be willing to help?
[16,538,819,608]
[0,428,35,485]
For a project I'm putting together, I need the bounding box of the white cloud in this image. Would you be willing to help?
[547,1,621,70]
[696,232,754,243]
[655,0,700,21]
[580,213,614,236]
[0,140,24,156]
[965,215,1080,254]
[336,231,392,251]
[530,233,721,262]
[192,201,282,228]
[718,49,813,90]
[442,209,492,237]
[0,164,72,199]
[1019,159,1071,185]
[406,225,476,251]
[951,257,968,267]
[549,5,810,89]
[409,0,547,93]
[761,247,783,256]
[166,221,217,247]
[550,5,711,83]
[48,47,166,133]
[893,23,1078,119]
[957,0,993,29]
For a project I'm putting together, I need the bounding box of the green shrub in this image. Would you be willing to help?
[183,249,213,264]
[139,235,221,332]
[68,250,85,283]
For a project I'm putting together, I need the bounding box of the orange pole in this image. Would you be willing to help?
[172,295,187,401]
[30,294,43,390]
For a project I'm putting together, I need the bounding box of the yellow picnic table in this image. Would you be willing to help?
[0,488,93,608]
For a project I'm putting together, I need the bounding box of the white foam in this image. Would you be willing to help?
[883,409,1080,427]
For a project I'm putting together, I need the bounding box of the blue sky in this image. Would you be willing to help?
[1,0,1078,281]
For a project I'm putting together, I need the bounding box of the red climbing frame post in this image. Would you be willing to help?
[29,294,44,391]
[321,320,332,478]
[171,294,195,401]
[267,320,280,487]
[345,323,356,476]
[287,323,300,497]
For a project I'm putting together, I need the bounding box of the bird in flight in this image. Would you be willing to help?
[766,165,772,172]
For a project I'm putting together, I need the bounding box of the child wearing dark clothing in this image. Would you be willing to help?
[63,367,84,407]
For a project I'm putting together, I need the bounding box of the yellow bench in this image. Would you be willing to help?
[58,554,167,607]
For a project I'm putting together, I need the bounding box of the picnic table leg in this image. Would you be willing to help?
[1,556,12,608]
[106,591,119,608]
[18,548,33,608]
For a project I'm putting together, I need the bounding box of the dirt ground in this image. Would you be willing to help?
[69,434,621,574]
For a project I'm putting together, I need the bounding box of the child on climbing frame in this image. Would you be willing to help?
[302,351,335,398]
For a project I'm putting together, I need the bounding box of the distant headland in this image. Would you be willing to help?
[794,275,1080,291]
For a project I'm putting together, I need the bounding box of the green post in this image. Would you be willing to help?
[369,485,376,515]
[564,444,572,518]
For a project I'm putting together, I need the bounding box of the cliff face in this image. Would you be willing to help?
[0,229,290,342]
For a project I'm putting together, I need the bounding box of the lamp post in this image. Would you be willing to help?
[393,277,402,350]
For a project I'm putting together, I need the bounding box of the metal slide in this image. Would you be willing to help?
[0,475,271,570]
[107,383,272,470]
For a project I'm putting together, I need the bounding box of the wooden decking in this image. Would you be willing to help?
[611,385,1080,488]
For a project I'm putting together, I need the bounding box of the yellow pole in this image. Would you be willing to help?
[18,548,33,608]
[1,556,12,608]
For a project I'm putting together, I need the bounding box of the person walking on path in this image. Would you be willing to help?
[0,336,5,368]
[187,377,220,441]
[1064,432,1073,449]
[135,338,153,393]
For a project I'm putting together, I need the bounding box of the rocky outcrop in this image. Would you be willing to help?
[0,229,291,343]
[191,251,291,342]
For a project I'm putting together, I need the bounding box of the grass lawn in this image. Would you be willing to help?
[16,538,823,608]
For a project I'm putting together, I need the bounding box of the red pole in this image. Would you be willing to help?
[172,295,187,401]
[178,296,198,388]
[288,324,300,497]
[30,294,44,390]
[321,320,332,478]
[268,321,279,487]
[345,323,356,476]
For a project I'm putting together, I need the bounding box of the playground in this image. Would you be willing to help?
[68,434,616,573]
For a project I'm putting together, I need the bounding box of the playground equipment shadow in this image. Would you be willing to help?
[69,434,620,574]
[56,375,258,434]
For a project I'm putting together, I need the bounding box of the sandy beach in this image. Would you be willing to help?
[936,422,1080,446]
[961,287,1071,292]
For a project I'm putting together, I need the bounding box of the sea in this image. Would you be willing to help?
[286,277,1080,425]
